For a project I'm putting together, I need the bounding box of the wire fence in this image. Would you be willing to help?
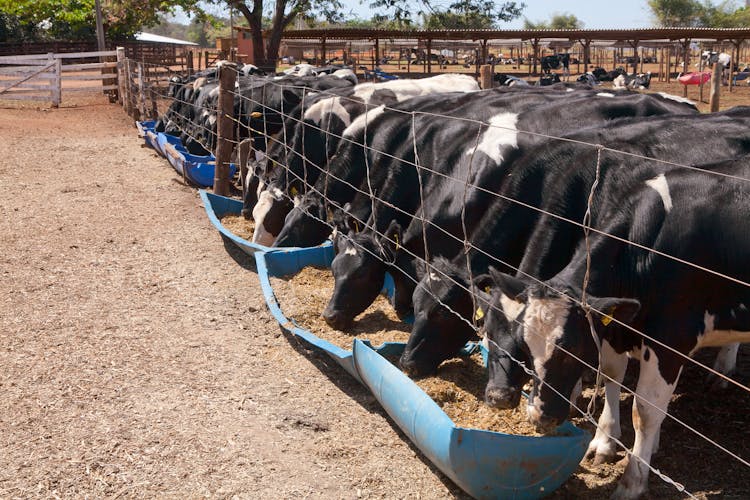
[126,59,750,497]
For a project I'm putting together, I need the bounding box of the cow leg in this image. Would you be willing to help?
[707,342,739,389]
[585,339,628,465]
[612,347,680,500]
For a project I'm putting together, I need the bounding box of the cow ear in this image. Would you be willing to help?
[282,89,301,108]
[488,268,529,301]
[590,297,641,327]
[380,220,402,254]
[343,204,362,233]
[472,273,494,295]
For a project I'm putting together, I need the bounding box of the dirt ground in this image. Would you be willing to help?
[0,85,748,499]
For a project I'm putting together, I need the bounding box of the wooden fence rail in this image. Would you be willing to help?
[0,49,119,106]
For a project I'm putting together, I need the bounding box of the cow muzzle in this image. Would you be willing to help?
[321,306,354,331]
[484,384,522,409]
[526,403,562,434]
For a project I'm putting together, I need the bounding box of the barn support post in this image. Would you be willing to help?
[579,39,591,73]
[699,54,705,102]
[709,60,722,112]
[479,64,493,89]
[321,37,327,65]
[530,38,540,75]
[116,47,125,105]
[374,38,379,69]
[681,38,691,97]
[187,50,193,76]
[213,62,237,197]
[426,38,432,75]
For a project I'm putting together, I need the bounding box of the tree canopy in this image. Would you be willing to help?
[0,0,204,41]
[647,0,750,27]
[522,12,583,29]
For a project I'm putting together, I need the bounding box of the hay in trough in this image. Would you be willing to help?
[271,266,541,435]
[220,215,255,241]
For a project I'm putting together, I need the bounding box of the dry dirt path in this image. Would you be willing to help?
[0,95,467,499]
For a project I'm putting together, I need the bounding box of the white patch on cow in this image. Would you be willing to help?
[522,297,570,383]
[207,114,217,127]
[251,190,276,246]
[244,170,254,192]
[353,73,478,103]
[428,271,440,282]
[615,349,679,499]
[209,86,220,98]
[587,340,629,462]
[343,105,386,137]
[612,74,626,89]
[256,180,265,200]
[645,174,673,212]
[344,246,358,256]
[566,88,575,92]
[303,97,351,127]
[200,110,210,119]
[270,186,284,200]
[498,293,525,322]
[713,342,740,377]
[293,194,302,208]
[596,92,615,98]
[193,77,207,91]
[332,68,358,85]
[254,150,265,162]
[465,112,519,165]
[657,92,695,105]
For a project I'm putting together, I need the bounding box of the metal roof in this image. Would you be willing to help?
[235,26,750,43]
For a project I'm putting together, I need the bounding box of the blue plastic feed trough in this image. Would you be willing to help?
[200,190,332,256]
[254,246,590,499]
[156,134,236,188]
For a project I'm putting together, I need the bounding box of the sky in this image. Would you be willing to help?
[341,0,655,29]
[180,1,656,29]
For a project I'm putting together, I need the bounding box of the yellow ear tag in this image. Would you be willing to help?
[484,286,491,293]
[474,307,485,321]
[250,111,262,118]
[601,306,616,326]
[353,220,360,232]
[394,233,400,251]
[326,207,333,221]
[290,186,298,197]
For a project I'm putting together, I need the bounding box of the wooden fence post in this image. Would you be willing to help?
[137,62,146,121]
[50,53,61,107]
[187,50,193,75]
[116,47,125,105]
[709,61,722,112]
[124,58,133,118]
[479,65,493,89]
[213,62,237,196]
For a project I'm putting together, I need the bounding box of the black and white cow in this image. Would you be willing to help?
[271,85,616,250]
[391,93,700,377]
[248,74,480,246]
[613,71,652,90]
[540,53,571,78]
[491,156,750,499]
[493,73,530,87]
[321,91,699,332]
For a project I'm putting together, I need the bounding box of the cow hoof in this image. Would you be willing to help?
[610,475,645,500]
[585,439,618,464]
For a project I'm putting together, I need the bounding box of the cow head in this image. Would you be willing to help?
[482,268,532,410]
[323,220,388,330]
[272,196,332,248]
[493,272,640,433]
[399,258,489,377]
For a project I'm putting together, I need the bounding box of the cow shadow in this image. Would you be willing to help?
[221,234,257,272]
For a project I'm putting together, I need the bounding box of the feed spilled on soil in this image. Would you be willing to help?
[270,266,540,436]
[220,214,255,240]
